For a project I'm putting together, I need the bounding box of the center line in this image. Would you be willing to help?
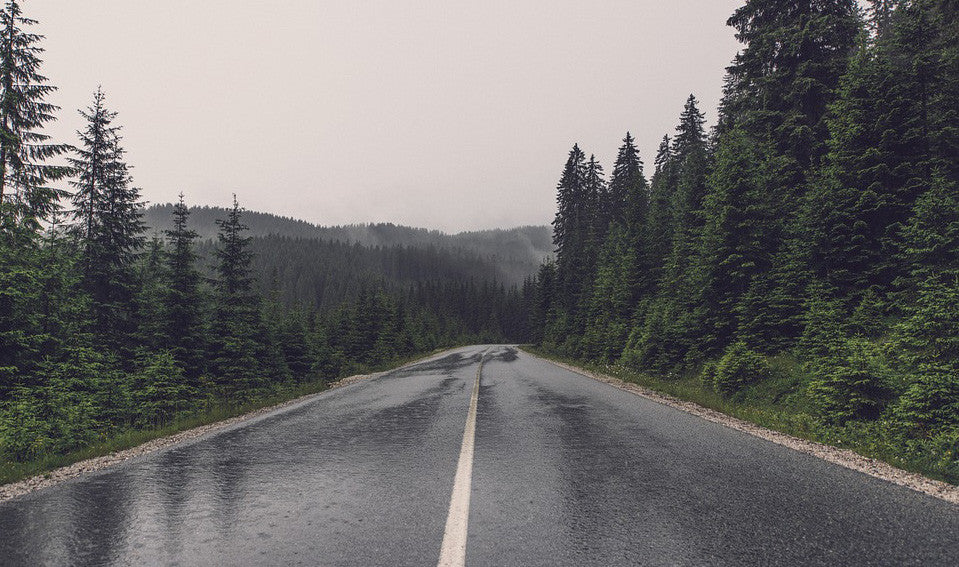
[437,348,488,567]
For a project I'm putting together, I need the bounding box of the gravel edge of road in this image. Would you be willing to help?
[0,349,457,503]
[523,349,959,506]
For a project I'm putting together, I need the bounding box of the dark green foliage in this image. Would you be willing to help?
[69,89,145,354]
[808,340,891,423]
[0,0,70,233]
[894,368,959,434]
[163,194,206,377]
[130,351,195,426]
[534,0,959,446]
[580,224,632,362]
[713,342,770,395]
[552,144,590,316]
[209,197,265,396]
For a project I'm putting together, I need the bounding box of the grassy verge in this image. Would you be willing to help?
[522,346,959,485]
[0,347,451,488]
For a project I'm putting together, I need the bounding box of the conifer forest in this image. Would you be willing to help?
[1,0,959,485]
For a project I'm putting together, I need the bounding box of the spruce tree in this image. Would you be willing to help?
[550,144,589,342]
[663,95,709,299]
[69,89,145,354]
[0,0,70,232]
[643,136,676,291]
[0,0,69,400]
[211,196,264,396]
[608,133,647,229]
[714,0,860,349]
[163,194,205,378]
[807,1,954,308]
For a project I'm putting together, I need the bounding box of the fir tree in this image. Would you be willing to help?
[550,144,589,327]
[0,0,70,233]
[69,89,145,354]
[210,196,264,395]
[663,95,709,299]
[643,136,676,293]
[608,132,647,229]
[163,194,205,378]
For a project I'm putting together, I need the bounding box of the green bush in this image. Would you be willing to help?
[713,342,769,395]
[893,366,959,435]
[131,351,196,426]
[807,341,891,424]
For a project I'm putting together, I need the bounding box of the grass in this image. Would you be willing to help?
[0,347,451,488]
[522,345,959,485]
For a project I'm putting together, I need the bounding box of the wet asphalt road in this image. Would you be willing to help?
[0,345,957,566]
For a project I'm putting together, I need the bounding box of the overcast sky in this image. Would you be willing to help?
[32,1,743,232]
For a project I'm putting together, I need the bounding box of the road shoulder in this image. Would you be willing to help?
[522,347,959,505]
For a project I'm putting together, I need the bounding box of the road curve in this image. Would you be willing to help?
[0,345,956,566]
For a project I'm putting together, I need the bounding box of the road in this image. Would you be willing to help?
[0,345,956,566]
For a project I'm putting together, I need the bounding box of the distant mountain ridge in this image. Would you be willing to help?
[142,204,553,285]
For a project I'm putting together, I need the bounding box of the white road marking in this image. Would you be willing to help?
[437,348,488,567]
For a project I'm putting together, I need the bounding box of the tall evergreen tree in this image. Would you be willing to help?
[663,95,709,297]
[643,136,676,293]
[709,0,860,349]
[608,132,646,230]
[551,144,589,319]
[163,194,205,378]
[69,89,145,354]
[0,0,70,232]
[0,0,69,401]
[210,196,264,395]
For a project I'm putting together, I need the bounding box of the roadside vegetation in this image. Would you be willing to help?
[526,347,959,484]
[528,0,959,484]
[0,348,447,487]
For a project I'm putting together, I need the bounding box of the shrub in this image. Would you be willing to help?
[713,342,770,395]
[131,351,196,426]
[807,341,891,424]
[893,366,959,435]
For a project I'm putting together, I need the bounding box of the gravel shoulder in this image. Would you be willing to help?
[523,348,959,505]
[0,348,457,503]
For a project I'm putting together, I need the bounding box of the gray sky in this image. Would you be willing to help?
[33,1,742,232]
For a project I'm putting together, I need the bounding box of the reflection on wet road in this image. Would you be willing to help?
[1,345,956,566]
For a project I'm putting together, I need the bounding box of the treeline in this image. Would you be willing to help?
[0,1,530,465]
[534,0,958,450]
[143,204,552,286]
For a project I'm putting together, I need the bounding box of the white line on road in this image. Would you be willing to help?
[437,348,488,567]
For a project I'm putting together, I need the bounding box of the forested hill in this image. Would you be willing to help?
[143,204,552,285]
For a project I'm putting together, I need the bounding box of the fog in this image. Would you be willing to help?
[32,1,742,232]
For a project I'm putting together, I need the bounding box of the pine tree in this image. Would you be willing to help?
[608,133,652,307]
[608,133,647,229]
[643,136,676,291]
[133,235,168,352]
[0,0,70,233]
[550,144,589,341]
[69,89,145,354]
[210,196,264,396]
[663,95,709,299]
[0,0,70,401]
[696,128,775,354]
[581,223,633,362]
[163,194,205,378]
[715,0,860,349]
